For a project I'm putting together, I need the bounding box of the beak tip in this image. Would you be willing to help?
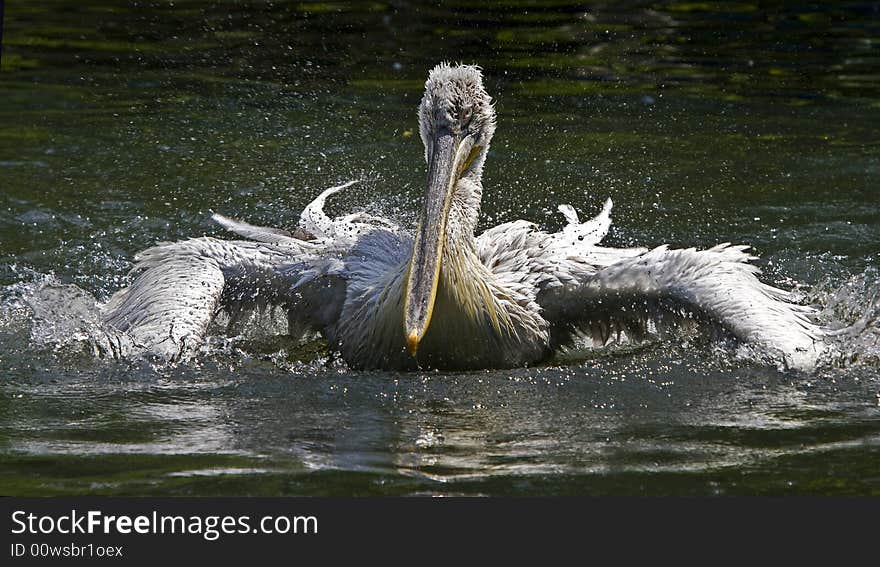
[406,332,420,358]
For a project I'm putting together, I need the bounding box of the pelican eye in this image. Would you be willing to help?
[458,109,472,128]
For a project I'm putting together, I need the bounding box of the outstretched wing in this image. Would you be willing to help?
[480,198,823,370]
[101,181,390,361]
[543,243,822,369]
[101,237,303,360]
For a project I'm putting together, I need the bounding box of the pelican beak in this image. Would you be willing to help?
[404,129,478,357]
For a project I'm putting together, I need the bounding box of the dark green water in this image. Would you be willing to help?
[1,1,879,495]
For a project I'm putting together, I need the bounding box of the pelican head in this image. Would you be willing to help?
[404,63,497,357]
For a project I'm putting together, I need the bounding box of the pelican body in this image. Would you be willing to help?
[101,64,823,370]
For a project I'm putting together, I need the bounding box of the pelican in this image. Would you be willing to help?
[100,63,823,370]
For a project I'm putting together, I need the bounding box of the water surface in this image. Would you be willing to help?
[1,1,879,495]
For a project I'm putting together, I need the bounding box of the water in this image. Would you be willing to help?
[1,1,879,495]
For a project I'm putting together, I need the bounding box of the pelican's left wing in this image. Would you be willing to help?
[543,243,823,369]
[481,198,824,370]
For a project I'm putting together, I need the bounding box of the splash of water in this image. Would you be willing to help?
[809,267,880,367]
[0,272,134,359]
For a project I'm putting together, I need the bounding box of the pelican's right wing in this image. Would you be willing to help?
[101,237,307,361]
[100,181,398,362]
